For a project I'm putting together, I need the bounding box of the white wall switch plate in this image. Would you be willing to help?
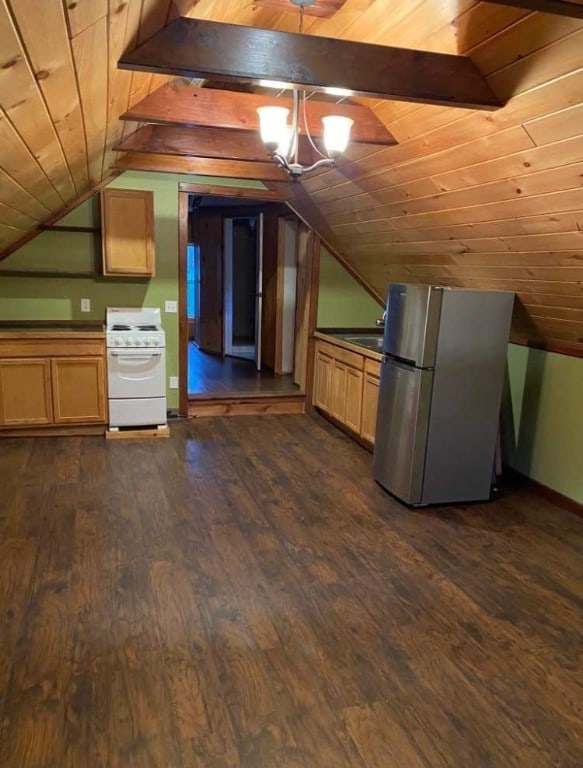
[80,298,91,312]
[164,300,177,313]
[169,376,179,389]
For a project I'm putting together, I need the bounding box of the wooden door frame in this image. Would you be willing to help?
[178,182,319,417]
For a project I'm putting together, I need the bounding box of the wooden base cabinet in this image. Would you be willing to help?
[0,359,53,426]
[345,365,364,433]
[314,343,332,412]
[314,338,381,448]
[0,334,107,435]
[51,357,106,423]
[330,359,347,422]
[314,340,364,435]
[360,359,381,444]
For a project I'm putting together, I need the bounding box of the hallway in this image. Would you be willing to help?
[188,342,300,398]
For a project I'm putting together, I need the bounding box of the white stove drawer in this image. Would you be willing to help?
[109,397,167,427]
[107,348,166,399]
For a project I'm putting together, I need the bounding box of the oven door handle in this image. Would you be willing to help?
[109,351,162,360]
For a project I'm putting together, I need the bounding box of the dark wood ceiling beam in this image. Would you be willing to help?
[178,182,289,201]
[121,83,396,146]
[118,17,501,110]
[113,151,291,182]
[485,0,583,19]
[114,124,321,165]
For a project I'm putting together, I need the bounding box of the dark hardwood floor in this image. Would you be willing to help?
[188,343,300,398]
[0,415,582,767]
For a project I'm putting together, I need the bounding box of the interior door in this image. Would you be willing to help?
[223,218,234,357]
[255,212,264,371]
[193,210,223,355]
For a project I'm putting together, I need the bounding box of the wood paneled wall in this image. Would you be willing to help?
[0,0,581,353]
[0,0,175,254]
[296,7,583,354]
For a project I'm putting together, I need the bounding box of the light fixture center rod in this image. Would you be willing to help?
[290,0,316,31]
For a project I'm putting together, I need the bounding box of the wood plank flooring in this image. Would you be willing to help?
[188,343,300,398]
[0,415,582,768]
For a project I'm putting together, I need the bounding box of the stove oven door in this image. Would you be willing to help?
[107,348,166,399]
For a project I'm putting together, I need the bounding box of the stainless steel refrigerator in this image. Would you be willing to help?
[373,283,514,506]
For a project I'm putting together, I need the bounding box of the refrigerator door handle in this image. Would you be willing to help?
[386,355,416,369]
[385,355,433,371]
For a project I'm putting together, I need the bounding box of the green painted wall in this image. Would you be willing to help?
[503,344,583,504]
[0,171,264,409]
[2,179,581,504]
[317,247,382,328]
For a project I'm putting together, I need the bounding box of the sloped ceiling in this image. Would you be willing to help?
[0,0,582,352]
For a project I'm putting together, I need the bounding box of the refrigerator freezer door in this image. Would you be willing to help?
[373,359,433,505]
[383,283,443,367]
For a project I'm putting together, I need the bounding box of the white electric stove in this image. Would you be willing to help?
[106,307,167,429]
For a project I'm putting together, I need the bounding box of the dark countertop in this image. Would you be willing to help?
[0,321,104,334]
[317,327,382,335]
[314,330,384,360]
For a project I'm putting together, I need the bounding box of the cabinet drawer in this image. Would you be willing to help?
[333,346,364,370]
[365,358,381,377]
[0,338,105,358]
[315,340,334,358]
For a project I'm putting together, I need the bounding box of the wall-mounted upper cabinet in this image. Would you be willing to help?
[101,189,155,277]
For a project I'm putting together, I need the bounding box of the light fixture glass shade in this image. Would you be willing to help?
[322,115,354,155]
[257,106,290,152]
[276,124,293,158]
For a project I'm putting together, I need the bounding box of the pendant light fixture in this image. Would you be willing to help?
[256,0,354,178]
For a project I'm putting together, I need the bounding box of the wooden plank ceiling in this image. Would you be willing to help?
[0,0,582,353]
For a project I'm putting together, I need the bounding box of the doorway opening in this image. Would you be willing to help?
[223,215,262,366]
[182,193,309,405]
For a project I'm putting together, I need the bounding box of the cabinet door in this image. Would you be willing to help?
[314,348,332,412]
[361,369,380,444]
[101,189,155,276]
[344,365,364,434]
[51,357,106,424]
[0,359,53,426]
[330,360,347,422]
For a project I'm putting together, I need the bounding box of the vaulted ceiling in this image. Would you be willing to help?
[0,0,582,352]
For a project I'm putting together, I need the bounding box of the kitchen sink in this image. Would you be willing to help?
[334,334,384,352]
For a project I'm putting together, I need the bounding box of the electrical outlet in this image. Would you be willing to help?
[169,376,179,389]
[164,300,177,313]
[80,298,91,312]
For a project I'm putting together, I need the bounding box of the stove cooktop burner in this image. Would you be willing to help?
[111,324,131,331]
[137,325,158,331]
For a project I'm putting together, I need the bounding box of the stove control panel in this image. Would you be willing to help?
[106,329,165,349]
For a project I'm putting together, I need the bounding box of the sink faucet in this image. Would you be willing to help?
[376,310,386,327]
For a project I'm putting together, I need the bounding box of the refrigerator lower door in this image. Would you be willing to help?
[373,359,433,505]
